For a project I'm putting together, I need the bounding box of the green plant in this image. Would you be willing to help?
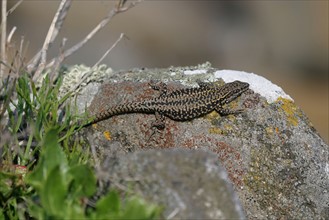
[2,74,74,165]
[0,73,84,219]
[26,128,96,219]
[0,75,161,219]
[91,190,161,219]
[27,128,160,219]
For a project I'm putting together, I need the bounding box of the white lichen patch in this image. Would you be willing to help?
[59,64,113,97]
[214,70,293,103]
[184,69,208,75]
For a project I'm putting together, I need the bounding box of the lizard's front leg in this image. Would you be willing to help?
[149,81,168,97]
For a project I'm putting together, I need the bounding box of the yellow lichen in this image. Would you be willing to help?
[276,97,299,126]
[223,124,234,132]
[209,127,223,134]
[205,111,220,120]
[265,126,274,136]
[103,131,111,140]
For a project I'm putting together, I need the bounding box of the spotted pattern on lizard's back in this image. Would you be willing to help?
[83,80,249,129]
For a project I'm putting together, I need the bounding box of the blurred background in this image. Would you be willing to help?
[5,1,328,143]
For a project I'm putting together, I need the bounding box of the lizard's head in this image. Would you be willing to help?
[221,80,249,103]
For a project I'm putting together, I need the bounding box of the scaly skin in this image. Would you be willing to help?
[84,80,249,129]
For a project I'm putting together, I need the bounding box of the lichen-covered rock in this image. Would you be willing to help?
[71,63,328,219]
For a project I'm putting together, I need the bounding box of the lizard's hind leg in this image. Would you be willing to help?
[215,105,245,115]
[151,112,166,130]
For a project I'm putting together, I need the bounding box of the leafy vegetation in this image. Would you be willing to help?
[0,75,161,219]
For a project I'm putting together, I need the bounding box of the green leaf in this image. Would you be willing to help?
[13,112,23,133]
[0,172,14,196]
[42,128,68,171]
[16,76,33,108]
[26,199,45,220]
[58,91,72,106]
[27,128,68,190]
[64,201,85,219]
[0,208,5,219]
[68,165,96,198]
[95,190,120,216]
[30,78,38,98]
[121,196,160,220]
[40,165,68,217]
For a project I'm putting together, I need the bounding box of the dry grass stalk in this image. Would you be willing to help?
[30,0,72,81]
[7,0,24,16]
[1,0,8,83]
[3,0,141,83]
[29,0,142,83]
[94,33,127,67]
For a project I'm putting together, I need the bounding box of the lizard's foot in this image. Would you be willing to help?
[196,80,214,89]
[151,120,165,130]
[152,112,166,129]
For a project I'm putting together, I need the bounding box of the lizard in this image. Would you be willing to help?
[81,80,249,129]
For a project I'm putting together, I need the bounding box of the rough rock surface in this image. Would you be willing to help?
[100,149,245,219]
[67,63,329,219]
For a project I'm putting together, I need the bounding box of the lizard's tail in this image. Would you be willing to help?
[81,101,153,128]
